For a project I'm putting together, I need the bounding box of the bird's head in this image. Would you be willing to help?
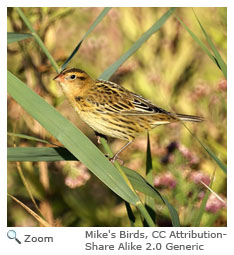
[53,68,94,94]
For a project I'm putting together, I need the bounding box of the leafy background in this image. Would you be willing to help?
[7,7,227,227]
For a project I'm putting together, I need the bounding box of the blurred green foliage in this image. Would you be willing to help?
[7,7,226,227]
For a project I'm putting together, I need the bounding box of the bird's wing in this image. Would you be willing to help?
[93,79,173,117]
[122,92,171,116]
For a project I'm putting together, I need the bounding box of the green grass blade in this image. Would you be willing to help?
[99,138,155,226]
[8,145,179,226]
[173,12,228,174]
[193,10,227,78]
[175,14,226,78]
[183,124,227,174]
[146,133,153,177]
[145,133,157,224]
[100,7,176,80]
[7,32,33,44]
[201,143,227,174]
[7,71,140,205]
[7,147,77,162]
[193,188,210,227]
[123,166,180,227]
[124,201,136,227]
[62,7,112,70]
[7,132,55,145]
[193,169,215,227]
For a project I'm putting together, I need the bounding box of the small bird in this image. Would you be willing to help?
[54,68,203,162]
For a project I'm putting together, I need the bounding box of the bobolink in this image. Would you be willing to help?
[54,68,203,161]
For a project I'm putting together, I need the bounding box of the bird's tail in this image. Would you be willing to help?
[176,113,204,123]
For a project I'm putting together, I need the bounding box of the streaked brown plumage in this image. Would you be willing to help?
[54,68,203,161]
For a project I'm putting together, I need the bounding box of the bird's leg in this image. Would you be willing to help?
[94,131,107,144]
[110,141,133,163]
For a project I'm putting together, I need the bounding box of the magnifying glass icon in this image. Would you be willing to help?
[7,230,21,244]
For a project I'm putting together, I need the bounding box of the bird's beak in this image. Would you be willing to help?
[53,73,64,82]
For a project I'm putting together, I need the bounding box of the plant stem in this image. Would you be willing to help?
[100,137,155,227]
[136,202,155,227]
[15,7,60,73]
[100,137,135,191]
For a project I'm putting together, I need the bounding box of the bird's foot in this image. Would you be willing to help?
[94,132,107,144]
[97,136,101,144]
[109,155,124,165]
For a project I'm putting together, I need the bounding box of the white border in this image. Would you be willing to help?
[3,0,229,8]
[2,1,232,255]
[0,0,7,232]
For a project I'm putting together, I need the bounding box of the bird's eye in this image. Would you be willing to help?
[69,74,77,80]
